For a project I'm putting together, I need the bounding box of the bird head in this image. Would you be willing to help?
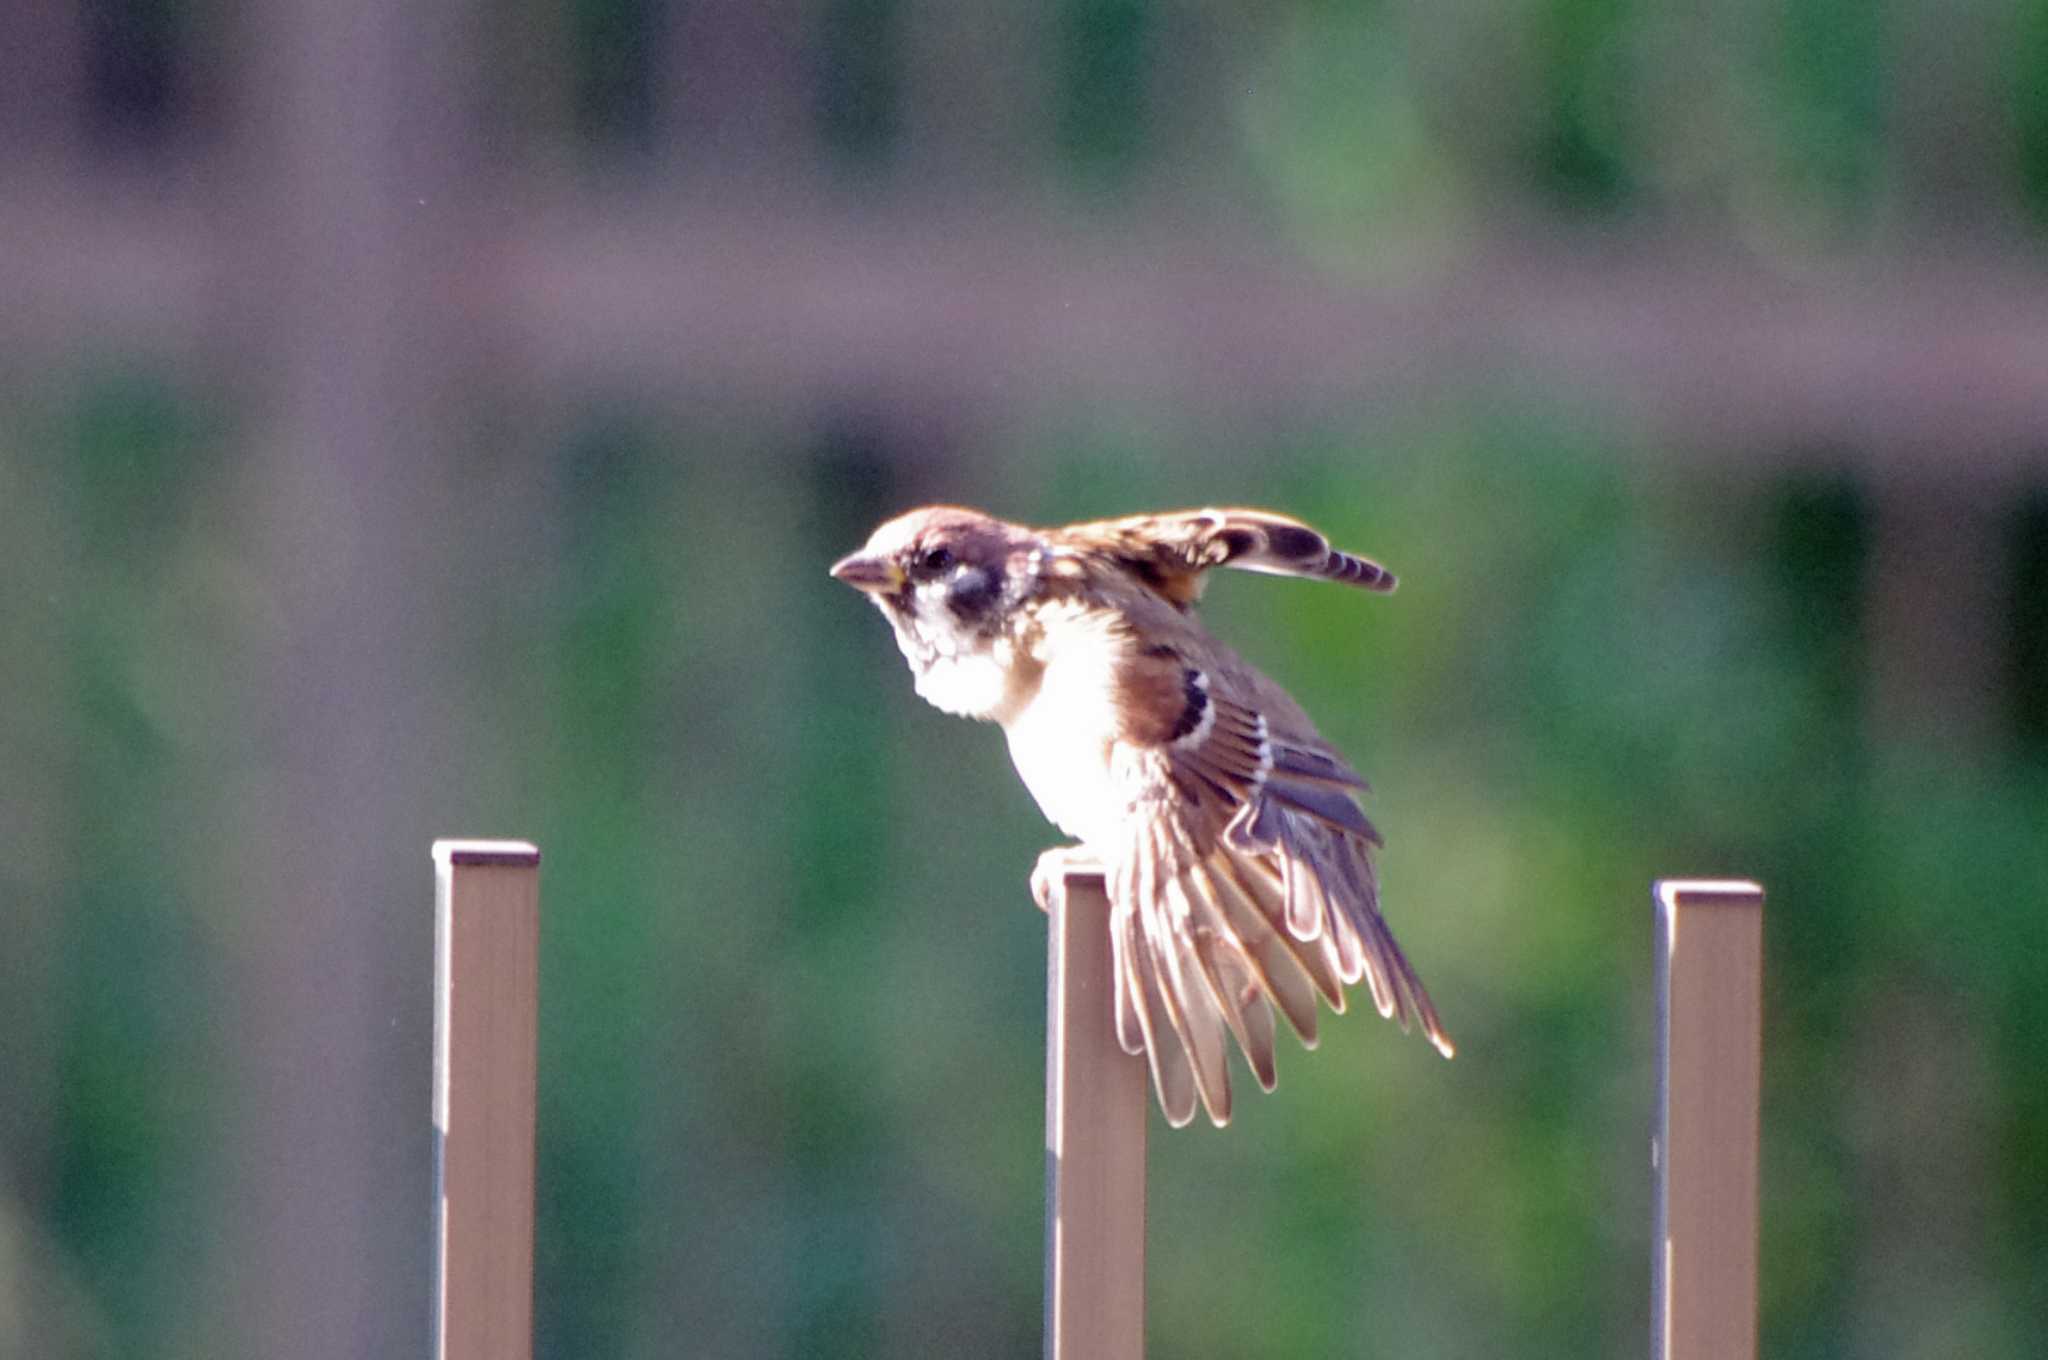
[830,506,1031,640]
[830,506,1048,719]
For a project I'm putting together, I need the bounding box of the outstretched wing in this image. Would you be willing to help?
[1103,642,1451,1128]
[1057,507,1397,608]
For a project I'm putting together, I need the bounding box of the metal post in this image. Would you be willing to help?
[432,840,542,1360]
[1044,870,1147,1360]
[1652,879,1764,1360]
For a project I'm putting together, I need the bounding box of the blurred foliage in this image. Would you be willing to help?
[1057,0,1150,181]
[82,0,186,143]
[14,374,2048,1357]
[569,0,660,148]
[817,0,903,166]
[2026,0,2048,221]
[6,1,2048,1358]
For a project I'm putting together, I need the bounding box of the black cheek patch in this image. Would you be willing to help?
[945,566,999,619]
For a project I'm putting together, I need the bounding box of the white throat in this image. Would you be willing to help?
[890,617,1024,722]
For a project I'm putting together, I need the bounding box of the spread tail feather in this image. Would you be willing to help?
[1105,806,1451,1127]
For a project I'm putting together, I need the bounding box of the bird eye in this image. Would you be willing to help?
[917,545,955,575]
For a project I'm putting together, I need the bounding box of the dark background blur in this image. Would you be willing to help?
[5,1,2048,1357]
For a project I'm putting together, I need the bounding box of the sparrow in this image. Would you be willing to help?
[830,505,1452,1127]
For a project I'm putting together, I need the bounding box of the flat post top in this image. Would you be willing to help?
[433,839,541,868]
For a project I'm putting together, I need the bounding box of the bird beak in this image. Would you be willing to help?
[830,552,904,594]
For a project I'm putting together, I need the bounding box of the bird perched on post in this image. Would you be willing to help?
[831,505,1452,1127]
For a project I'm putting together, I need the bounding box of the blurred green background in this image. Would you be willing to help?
[4,0,2048,1356]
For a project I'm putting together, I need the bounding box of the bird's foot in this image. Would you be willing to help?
[1030,845,1105,914]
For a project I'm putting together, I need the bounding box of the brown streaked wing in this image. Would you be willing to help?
[1056,507,1397,608]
